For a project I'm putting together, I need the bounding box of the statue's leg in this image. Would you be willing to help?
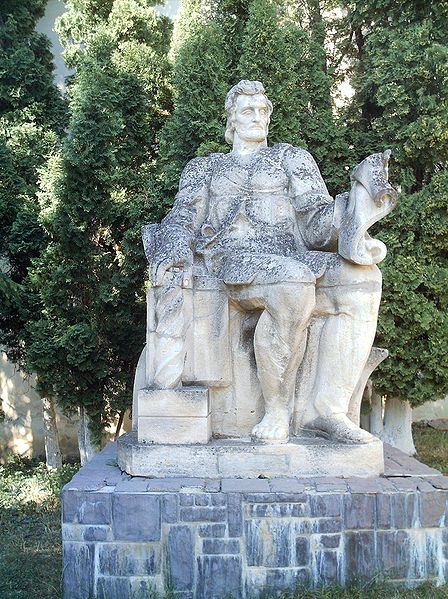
[303,260,382,443]
[230,282,315,441]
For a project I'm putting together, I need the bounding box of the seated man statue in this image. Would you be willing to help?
[148,80,396,444]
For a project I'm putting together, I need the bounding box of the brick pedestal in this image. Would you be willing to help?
[62,443,448,599]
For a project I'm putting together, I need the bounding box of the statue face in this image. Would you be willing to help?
[233,93,269,144]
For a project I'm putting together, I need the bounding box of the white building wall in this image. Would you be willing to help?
[0,352,80,459]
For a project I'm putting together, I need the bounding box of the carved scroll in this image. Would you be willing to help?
[338,150,398,265]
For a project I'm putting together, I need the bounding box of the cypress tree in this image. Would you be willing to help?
[237,0,350,194]
[343,0,448,407]
[159,0,350,202]
[26,0,172,441]
[157,0,251,199]
[0,0,67,366]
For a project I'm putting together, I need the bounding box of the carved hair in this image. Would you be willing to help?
[224,80,273,145]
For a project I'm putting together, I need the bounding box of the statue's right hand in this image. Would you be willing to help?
[150,246,193,287]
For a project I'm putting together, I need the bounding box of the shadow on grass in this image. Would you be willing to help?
[0,455,79,599]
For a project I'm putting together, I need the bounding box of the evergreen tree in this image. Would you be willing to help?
[159,0,350,201]
[0,0,67,366]
[343,0,448,406]
[26,0,172,440]
[0,0,68,467]
[237,0,350,193]
[157,0,250,199]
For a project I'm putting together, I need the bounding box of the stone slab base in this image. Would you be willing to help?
[138,387,211,444]
[62,443,448,599]
[117,431,384,478]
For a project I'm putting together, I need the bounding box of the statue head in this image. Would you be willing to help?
[224,80,273,145]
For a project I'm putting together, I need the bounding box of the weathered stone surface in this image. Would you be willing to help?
[247,502,309,518]
[146,478,204,492]
[345,531,377,581]
[344,494,376,529]
[245,519,292,567]
[112,494,160,541]
[221,478,270,493]
[202,539,240,554]
[167,526,194,591]
[419,491,447,528]
[228,493,243,537]
[391,492,418,529]
[62,490,112,524]
[117,432,384,478]
[315,479,349,492]
[428,476,448,490]
[180,506,227,522]
[315,550,340,583]
[295,536,310,566]
[179,493,194,506]
[138,386,209,418]
[376,493,392,529]
[161,494,178,523]
[98,542,159,576]
[389,477,419,491]
[63,444,448,598]
[114,477,150,493]
[195,494,210,506]
[211,493,227,506]
[196,555,242,599]
[198,523,227,538]
[376,531,411,578]
[63,542,94,599]
[62,524,112,542]
[204,479,221,492]
[317,518,343,534]
[269,478,307,493]
[310,494,342,517]
[138,414,211,445]
[96,576,160,599]
[264,568,310,591]
[319,534,341,549]
[245,492,307,503]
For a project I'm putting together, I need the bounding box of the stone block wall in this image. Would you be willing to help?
[62,444,448,599]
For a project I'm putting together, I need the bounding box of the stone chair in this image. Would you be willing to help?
[132,225,388,446]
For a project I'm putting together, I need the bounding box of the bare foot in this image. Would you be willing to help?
[306,414,376,444]
[251,410,290,441]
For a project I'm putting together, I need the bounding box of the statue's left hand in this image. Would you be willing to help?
[338,150,398,266]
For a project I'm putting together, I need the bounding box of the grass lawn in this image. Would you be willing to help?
[0,457,78,599]
[413,422,448,475]
[0,424,447,599]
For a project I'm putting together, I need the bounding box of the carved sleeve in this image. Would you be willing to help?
[156,156,213,251]
[284,146,345,252]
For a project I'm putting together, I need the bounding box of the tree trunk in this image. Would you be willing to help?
[369,389,384,437]
[383,396,416,456]
[42,397,62,470]
[78,407,99,465]
[114,411,125,441]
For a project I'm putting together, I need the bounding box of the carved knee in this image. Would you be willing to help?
[267,283,315,327]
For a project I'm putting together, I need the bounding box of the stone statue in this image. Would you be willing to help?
[143,80,397,447]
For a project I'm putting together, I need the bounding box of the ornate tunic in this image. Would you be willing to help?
[157,144,346,285]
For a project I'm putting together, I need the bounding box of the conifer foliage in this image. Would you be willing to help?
[159,0,350,200]
[26,0,172,440]
[0,0,67,366]
[344,0,448,405]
